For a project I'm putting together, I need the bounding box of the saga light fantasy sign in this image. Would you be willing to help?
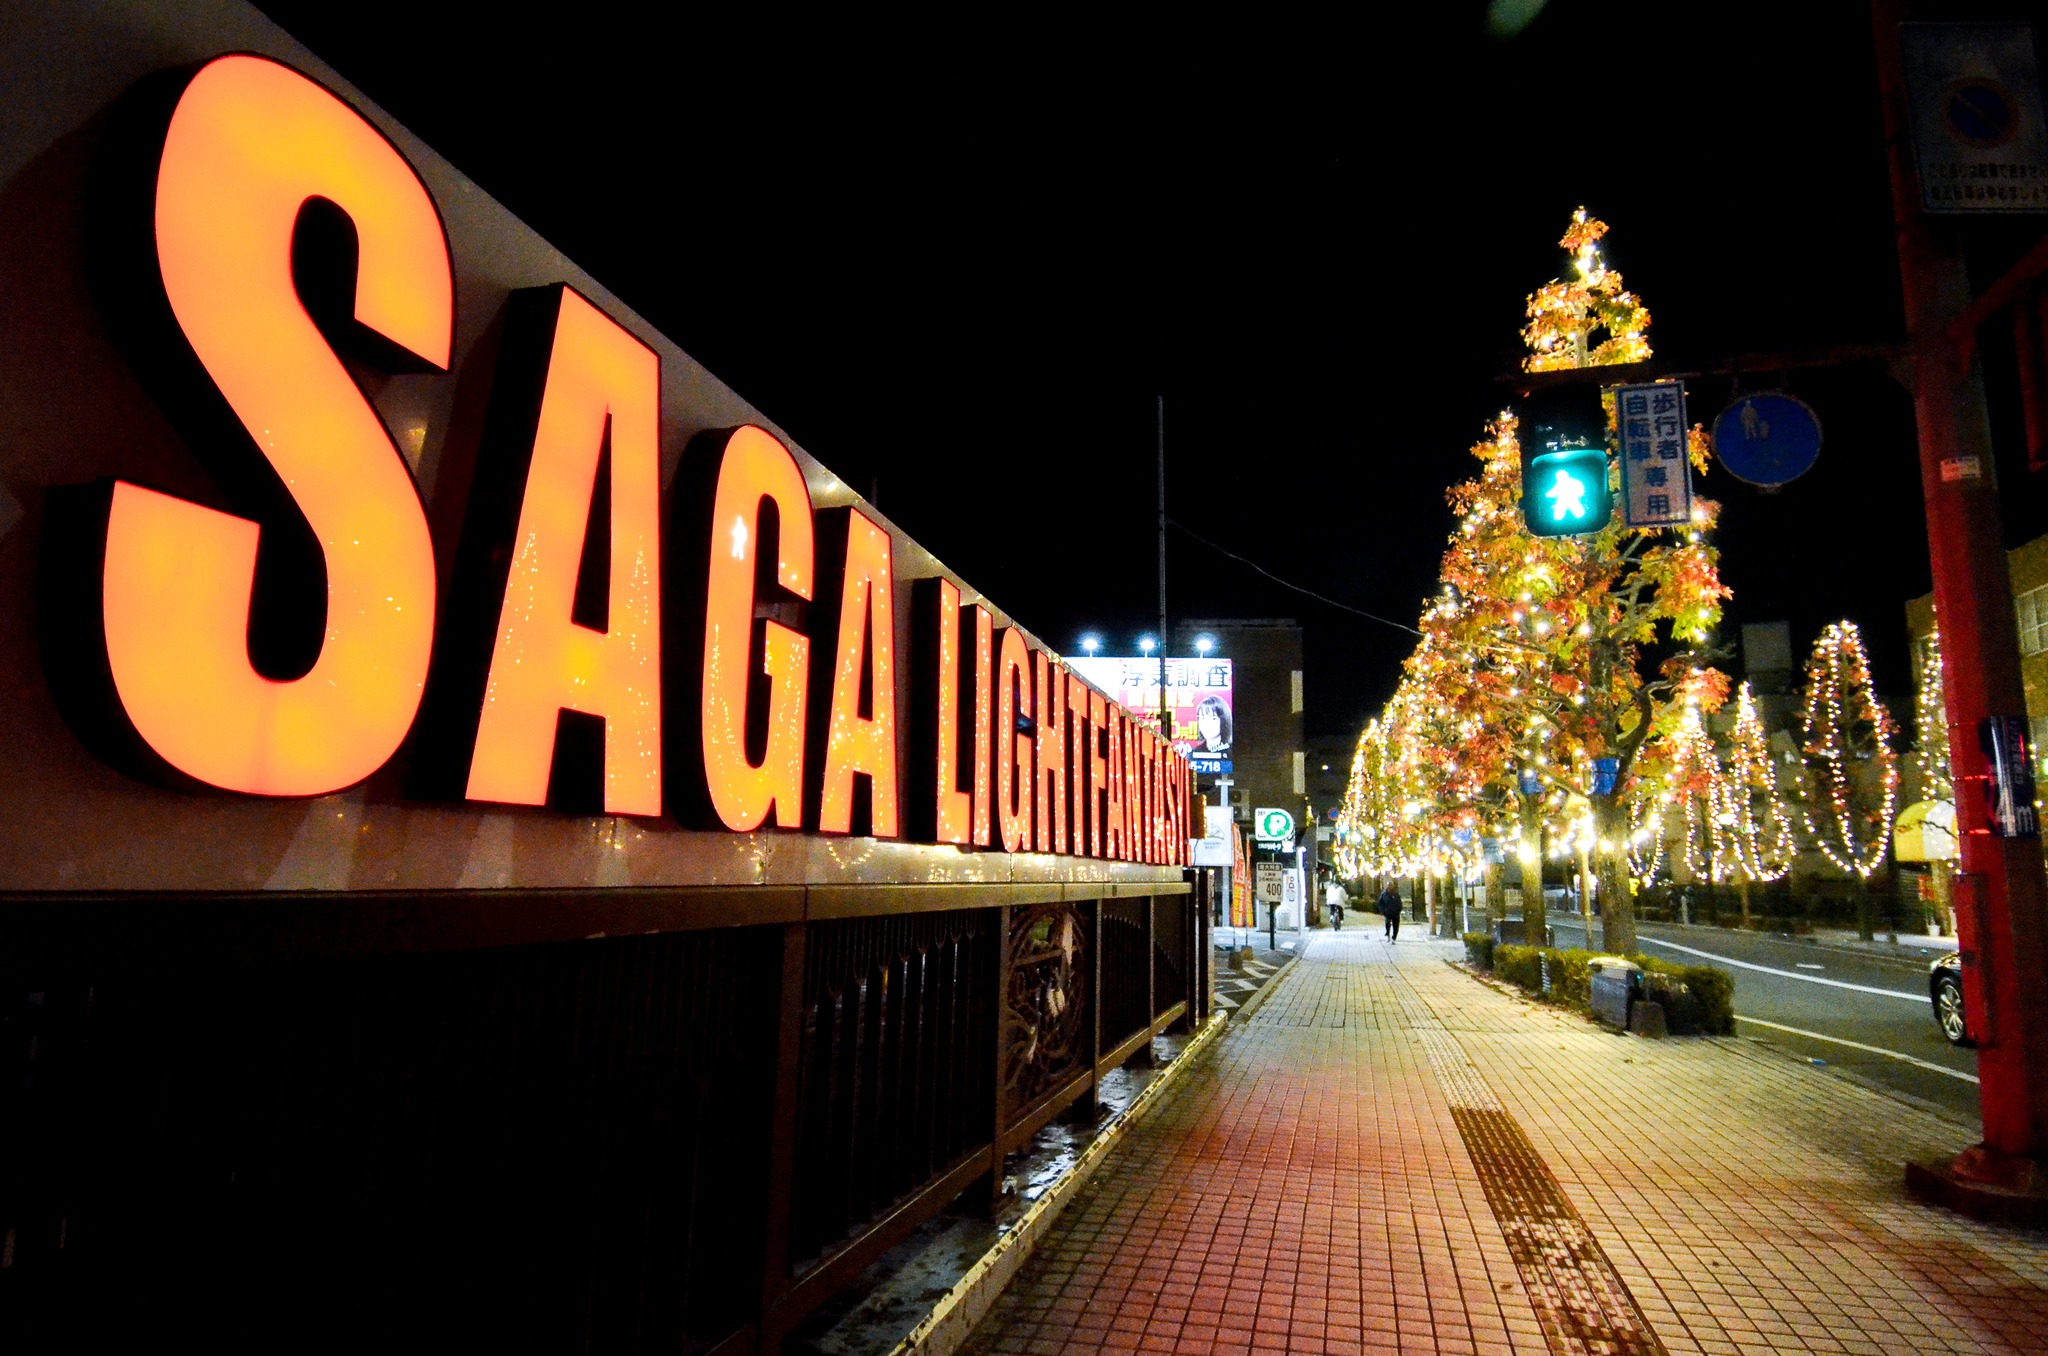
[38,53,1195,867]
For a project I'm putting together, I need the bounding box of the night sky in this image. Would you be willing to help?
[254,0,2046,739]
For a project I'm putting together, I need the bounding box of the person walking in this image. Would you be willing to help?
[1376,881,1403,941]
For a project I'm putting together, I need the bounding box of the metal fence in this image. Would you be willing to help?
[1,879,1207,1354]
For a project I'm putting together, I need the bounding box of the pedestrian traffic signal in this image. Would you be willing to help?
[1523,445,1612,537]
[1517,384,1612,538]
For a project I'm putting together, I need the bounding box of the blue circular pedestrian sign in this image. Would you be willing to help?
[1711,393,1822,487]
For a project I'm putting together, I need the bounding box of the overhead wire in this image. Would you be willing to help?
[1164,517,1423,637]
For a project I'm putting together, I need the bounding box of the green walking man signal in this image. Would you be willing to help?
[1523,445,1612,537]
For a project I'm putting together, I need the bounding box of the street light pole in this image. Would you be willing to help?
[1872,1,2048,1185]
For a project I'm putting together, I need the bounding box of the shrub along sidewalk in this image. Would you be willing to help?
[1461,932,1734,1036]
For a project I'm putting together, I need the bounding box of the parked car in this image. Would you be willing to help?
[1930,953,1972,1047]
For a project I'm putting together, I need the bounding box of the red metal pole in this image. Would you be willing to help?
[1873,1,2048,1168]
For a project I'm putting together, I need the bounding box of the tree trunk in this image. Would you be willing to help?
[1932,859,1954,936]
[1739,876,1752,929]
[1484,859,1505,936]
[1592,791,1637,956]
[1520,792,1547,947]
[1855,872,1875,941]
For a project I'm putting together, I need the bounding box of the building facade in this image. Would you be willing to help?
[1907,531,2048,781]
[1173,619,1305,834]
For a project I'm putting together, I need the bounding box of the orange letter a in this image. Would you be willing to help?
[463,286,662,815]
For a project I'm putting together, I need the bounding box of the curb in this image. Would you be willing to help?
[885,1009,1234,1356]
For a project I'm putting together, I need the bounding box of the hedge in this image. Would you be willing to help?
[1637,955,1736,1036]
[1461,932,1493,971]
[1464,939,1734,1036]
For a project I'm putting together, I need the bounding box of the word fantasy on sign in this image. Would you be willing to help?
[1612,381,1693,529]
[38,53,1195,864]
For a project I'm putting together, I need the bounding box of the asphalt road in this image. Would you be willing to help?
[1547,917,1979,1119]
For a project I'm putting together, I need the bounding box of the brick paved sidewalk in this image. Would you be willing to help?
[961,931,2048,1355]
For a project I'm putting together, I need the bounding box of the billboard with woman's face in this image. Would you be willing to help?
[1067,656,1234,774]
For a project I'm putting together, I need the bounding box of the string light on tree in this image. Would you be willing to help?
[1797,621,1900,896]
[1719,682,1799,896]
[1910,628,1953,804]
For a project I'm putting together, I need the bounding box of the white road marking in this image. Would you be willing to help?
[1795,963,1824,970]
[1734,1015,1980,1084]
[1619,934,1926,1002]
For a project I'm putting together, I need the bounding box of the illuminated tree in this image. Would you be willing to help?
[1663,693,1731,893]
[1426,215,1729,954]
[1910,629,1953,804]
[1522,209,1654,372]
[1338,717,1403,880]
[1624,772,1668,888]
[1340,210,1731,956]
[1796,621,1900,940]
[1718,682,1799,924]
[1908,629,1956,934]
[1337,673,1495,933]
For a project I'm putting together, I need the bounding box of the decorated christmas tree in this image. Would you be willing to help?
[1717,682,1799,924]
[1910,629,1953,804]
[1796,621,1900,940]
[1356,210,1730,956]
[1664,691,1731,898]
[1907,629,1955,933]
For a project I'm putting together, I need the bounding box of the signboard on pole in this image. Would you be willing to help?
[1253,807,1296,845]
[1613,381,1693,528]
[1591,757,1621,797]
[1192,803,1233,867]
[1901,23,2048,215]
[1711,393,1823,487]
[1979,716,2041,838]
[1230,821,1254,926]
[1254,863,1285,904]
[1068,655,1233,773]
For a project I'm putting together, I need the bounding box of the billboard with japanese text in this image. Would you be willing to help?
[1068,656,1233,774]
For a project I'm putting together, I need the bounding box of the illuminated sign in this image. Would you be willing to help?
[1521,446,1613,538]
[1255,807,1295,844]
[463,286,664,817]
[46,52,449,797]
[39,53,1195,863]
[1068,656,1233,774]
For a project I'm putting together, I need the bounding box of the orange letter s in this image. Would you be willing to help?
[46,54,449,796]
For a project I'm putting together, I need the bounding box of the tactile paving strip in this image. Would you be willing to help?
[1391,972,1669,1356]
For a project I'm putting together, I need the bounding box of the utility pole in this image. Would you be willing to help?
[1157,395,1170,740]
[1873,1,2048,1206]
